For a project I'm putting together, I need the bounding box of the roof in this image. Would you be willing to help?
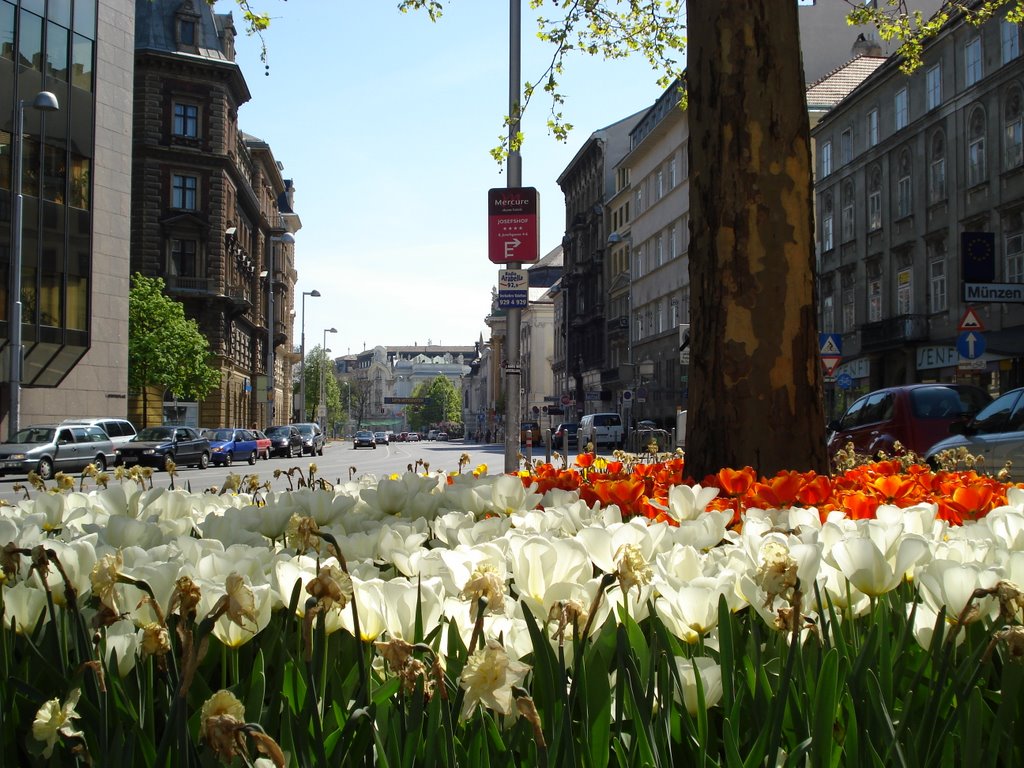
[805,54,887,110]
[135,0,235,63]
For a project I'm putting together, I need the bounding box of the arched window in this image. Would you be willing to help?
[897,149,912,218]
[868,165,882,231]
[1004,86,1023,169]
[968,107,987,185]
[930,130,946,202]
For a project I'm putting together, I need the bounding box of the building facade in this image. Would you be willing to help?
[132,0,299,428]
[1,0,134,435]
[812,6,1024,419]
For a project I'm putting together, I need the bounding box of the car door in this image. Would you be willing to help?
[175,428,198,464]
[55,427,82,473]
[968,390,1024,469]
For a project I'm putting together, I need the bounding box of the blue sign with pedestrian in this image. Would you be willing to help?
[956,331,986,360]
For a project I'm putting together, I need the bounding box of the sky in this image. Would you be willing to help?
[226,1,668,360]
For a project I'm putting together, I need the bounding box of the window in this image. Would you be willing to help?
[968,107,987,185]
[173,103,199,138]
[668,224,677,259]
[896,267,912,315]
[821,140,832,177]
[842,279,856,332]
[1002,19,1021,64]
[169,239,198,277]
[867,108,879,147]
[656,169,664,199]
[840,128,852,164]
[895,88,909,130]
[634,184,643,214]
[867,276,882,323]
[655,234,664,267]
[897,150,912,218]
[926,64,942,110]
[965,37,983,86]
[172,174,197,209]
[928,240,948,313]
[929,130,946,203]
[1006,211,1024,283]
[670,299,679,328]
[821,291,835,334]
[633,244,645,278]
[868,166,882,231]
[668,155,677,189]
[841,180,855,242]
[1005,87,1023,169]
[821,192,834,251]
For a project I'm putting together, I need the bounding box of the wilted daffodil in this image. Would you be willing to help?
[32,688,83,758]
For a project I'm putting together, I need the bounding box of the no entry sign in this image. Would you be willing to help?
[488,187,539,264]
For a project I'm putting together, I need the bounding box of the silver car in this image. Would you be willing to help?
[0,424,117,480]
[926,387,1024,475]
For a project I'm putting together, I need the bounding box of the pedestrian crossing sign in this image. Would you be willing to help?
[819,333,842,357]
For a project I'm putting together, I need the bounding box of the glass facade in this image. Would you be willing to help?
[0,0,96,387]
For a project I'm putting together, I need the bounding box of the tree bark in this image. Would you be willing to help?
[686,0,828,478]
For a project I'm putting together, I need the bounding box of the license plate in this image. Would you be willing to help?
[3,460,21,469]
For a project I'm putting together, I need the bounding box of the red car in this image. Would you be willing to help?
[826,383,991,465]
[252,429,272,460]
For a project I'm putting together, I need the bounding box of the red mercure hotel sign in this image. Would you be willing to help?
[488,187,540,264]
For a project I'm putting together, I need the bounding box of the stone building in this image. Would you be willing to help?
[812,5,1024,417]
[1,0,134,435]
[131,0,299,428]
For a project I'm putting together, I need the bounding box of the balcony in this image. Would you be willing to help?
[273,320,289,348]
[165,275,214,294]
[859,314,928,351]
[226,285,252,314]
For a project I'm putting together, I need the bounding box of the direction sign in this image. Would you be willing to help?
[956,330,986,360]
[488,187,540,264]
[958,306,985,332]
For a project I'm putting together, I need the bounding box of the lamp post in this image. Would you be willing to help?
[299,289,321,422]
[7,91,59,440]
[264,232,295,428]
[320,327,337,432]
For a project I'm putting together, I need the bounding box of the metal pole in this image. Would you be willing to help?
[503,0,523,473]
[299,290,319,422]
[7,99,25,440]
[266,245,275,427]
[321,330,328,432]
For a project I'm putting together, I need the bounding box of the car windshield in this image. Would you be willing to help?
[135,427,174,441]
[266,427,288,436]
[296,425,315,436]
[210,429,235,442]
[11,427,55,444]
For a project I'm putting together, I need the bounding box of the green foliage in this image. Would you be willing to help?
[128,274,220,422]
[302,344,341,427]
[406,376,462,431]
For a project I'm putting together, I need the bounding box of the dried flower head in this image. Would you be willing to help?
[90,551,124,614]
[224,573,256,630]
[615,543,653,597]
[140,623,171,658]
[305,564,353,612]
[549,598,590,642]
[286,514,320,555]
[995,580,1024,623]
[461,564,506,616]
[199,689,246,762]
[1,542,22,583]
[168,575,202,622]
[995,625,1024,662]
[756,541,799,608]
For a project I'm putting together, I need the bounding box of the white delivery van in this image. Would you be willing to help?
[579,412,624,449]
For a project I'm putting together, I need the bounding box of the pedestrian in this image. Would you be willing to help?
[486,429,492,443]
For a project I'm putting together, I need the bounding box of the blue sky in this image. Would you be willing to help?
[228,1,667,359]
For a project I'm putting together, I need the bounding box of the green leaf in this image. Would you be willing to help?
[811,648,839,768]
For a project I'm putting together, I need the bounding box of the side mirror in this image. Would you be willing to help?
[948,421,969,436]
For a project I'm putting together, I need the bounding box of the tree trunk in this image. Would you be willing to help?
[686,0,828,478]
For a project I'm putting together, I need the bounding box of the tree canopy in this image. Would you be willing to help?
[128,274,220,426]
[406,376,462,432]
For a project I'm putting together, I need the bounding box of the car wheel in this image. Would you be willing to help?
[248,450,257,465]
[37,456,54,481]
[318,444,324,456]
[93,455,107,472]
[198,452,210,470]
[224,452,233,467]
[372,444,376,449]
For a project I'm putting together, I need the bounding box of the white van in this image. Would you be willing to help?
[579,412,624,449]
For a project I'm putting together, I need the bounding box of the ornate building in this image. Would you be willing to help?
[131,0,299,427]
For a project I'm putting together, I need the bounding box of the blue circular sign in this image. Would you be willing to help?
[956,331,986,360]
[836,373,853,390]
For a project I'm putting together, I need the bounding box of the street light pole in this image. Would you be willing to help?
[320,327,337,432]
[299,289,320,422]
[7,91,59,440]
[265,232,295,428]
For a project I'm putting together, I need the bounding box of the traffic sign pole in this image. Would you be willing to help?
[503,2,523,474]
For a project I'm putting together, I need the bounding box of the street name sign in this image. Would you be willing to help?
[962,282,1024,302]
[488,187,540,264]
[384,397,426,405]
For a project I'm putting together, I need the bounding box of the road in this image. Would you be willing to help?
[0,438,568,504]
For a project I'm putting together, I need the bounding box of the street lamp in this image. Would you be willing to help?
[264,232,295,428]
[299,289,321,422]
[7,90,59,440]
[320,327,337,431]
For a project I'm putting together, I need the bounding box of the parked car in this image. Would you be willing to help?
[354,430,377,449]
[406,432,421,442]
[118,426,210,470]
[427,429,439,441]
[552,422,579,448]
[265,425,303,458]
[292,423,325,456]
[519,421,542,445]
[0,424,117,480]
[60,417,138,447]
[374,431,389,445]
[578,413,624,449]
[252,429,272,460]
[203,428,259,466]
[826,383,991,464]
[925,387,1024,474]
[436,432,449,441]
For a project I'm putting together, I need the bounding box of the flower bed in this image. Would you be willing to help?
[0,457,1022,766]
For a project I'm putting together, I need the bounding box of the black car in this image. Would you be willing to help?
[552,422,579,448]
[265,425,304,458]
[292,423,326,456]
[118,426,210,470]
[353,430,377,449]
